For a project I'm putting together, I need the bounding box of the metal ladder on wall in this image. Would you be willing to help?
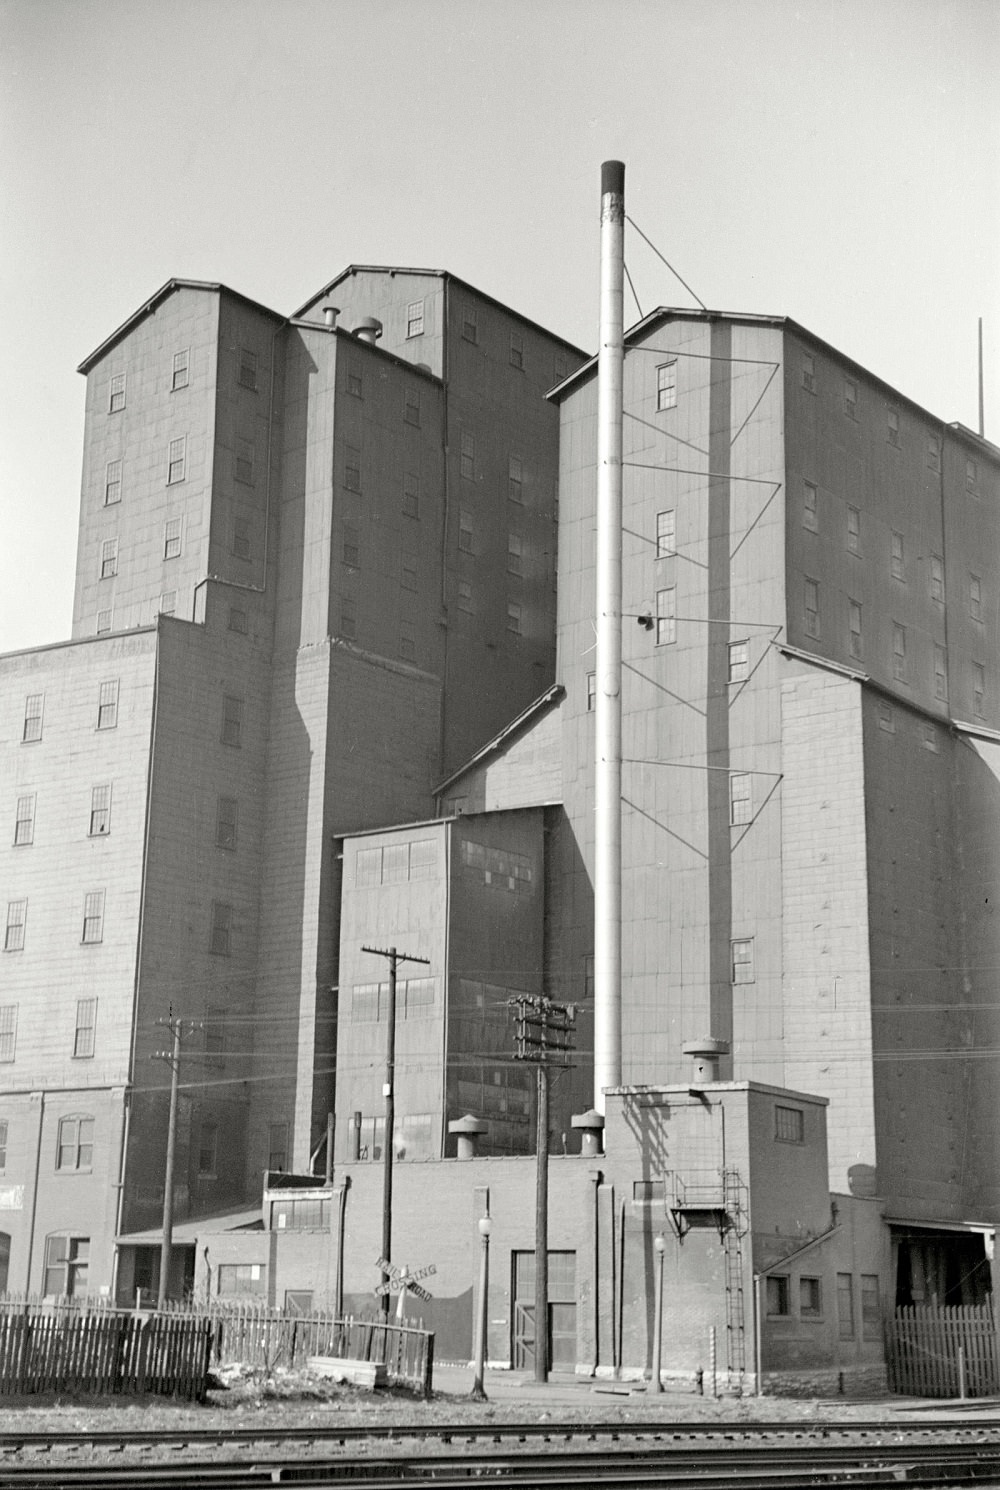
[722,1168,748,1387]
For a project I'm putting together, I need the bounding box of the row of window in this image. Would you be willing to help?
[5,893,105,951]
[0,1001,97,1064]
[354,838,435,887]
[97,515,256,579]
[350,978,437,1022]
[18,687,247,747]
[404,298,560,381]
[766,1268,880,1339]
[106,345,259,414]
[102,438,256,511]
[11,785,112,845]
[338,595,524,643]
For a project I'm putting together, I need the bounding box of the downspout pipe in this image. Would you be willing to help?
[594,160,626,1112]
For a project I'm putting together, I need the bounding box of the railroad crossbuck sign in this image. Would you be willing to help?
[374,1256,436,1302]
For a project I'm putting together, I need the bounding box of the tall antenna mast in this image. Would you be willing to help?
[593,160,625,1112]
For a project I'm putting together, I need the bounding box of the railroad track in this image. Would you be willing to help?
[0,1420,998,1489]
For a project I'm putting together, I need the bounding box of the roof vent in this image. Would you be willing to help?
[682,1038,729,1084]
[322,305,340,329]
[354,317,383,345]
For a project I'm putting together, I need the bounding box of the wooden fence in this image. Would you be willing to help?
[885,1302,999,1398]
[0,1299,212,1401]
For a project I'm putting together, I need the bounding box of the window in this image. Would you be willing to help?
[930,555,944,604]
[340,597,356,640]
[973,662,986,719]
[158,591,176,617]
[238,347,258,391]
[877,700,895,734]
[406,300,424,338]
[848,600,863,661]
[457,579,473,612]
[232,517,252,561]
[802,480,818,532]
[104,459,122,506]
[633,1179,666,1203]
[509,332,524,369]
[22,694,43,743]
[655,587,676,646]
[847,505,860,554]
[210,900,232,957]
[216,796,238,850]
[804,578,819,638]
[890,531,904,581]
[460,429,475,480]
[344,445,361,492]
[800,1277,822,1318]
[96,609,113,634]
[461,305,478,343]
[4,902,26,953]
[922,723,940,753]
[342,522,360,568]
[458,509,474,553]
[587,672,596,711]
[731,937,754,983]
[887,408,900,447]
[89,784,111,837]
[730,773,752,827]
[861,1274,880,1340]
[934,645,948,702]
[966,457,978,492]
[402,472,419,519]
[401,553,418,591]
[399,626,416,662]
[56,1116,94,1172]
[171,349,189,391]
[409,838,436,879]
[728,640,749,683]
[73,998,97,1059]
[234,437,254,485]
[508,454,523,503]
[268,1123,288,1172]
[81,890,105,945]
[14,794,35,847]
[801,353,816,392]
[0,1119,7,1165]
[205,1008,226,1068]
[656,360,677,411]
[837,1273,855,1339]
[229,607,248,635]
[221,694,243,747]
[656,509,676,558]
[100,538,118,580]
[506,601,522,635]
[766,1276,790,1316]
[404,388,420,426]
[218,1262,265,1296]
[346,369,363,398]
[507,533,523,576]
[167,436,186,485]
[892,623,907,682]
[0,1007,16,1062]
[44,1234,90,1295]
[163,517,182,560]
[970,574,982,622]
[108,373,126,413]
[198,1122,218,1176]
[927,434,941,472]
[775,1105,804,1143]
[844,379,858,420]
[97,679,119,730]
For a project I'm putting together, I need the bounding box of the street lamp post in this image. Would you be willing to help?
[651,1233,666,1393]
[470,1216,492,1401]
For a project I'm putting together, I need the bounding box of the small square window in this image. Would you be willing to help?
[401,554,418,591]
[96,608,113,635]
[340,597,356,641]
[802,480,818,532]
[849,600,863,661]
[656,509,676,558]
[171,349,189,391]
[238,347,258,391]
[216,796,238,850]
[56,1117,94,1172]
[404,389,421,427]
[729,774,752,827]
[458,509,474,553]
[0,1009,15,1064]
[934,645,948,702]
[22,694,43,743]
[13,794,35,847]
[460,430,475,481]
[727,640,749,684]
[402,473,419,519]
[163,517,182,560]
[4,901,26,953]
[457,579,473,613]
[887,408,900,447]
[775,1104,804,1143]
[731,936,754,983]
[82,890,105,945]
[632,1179,665,1203]
[930,555,944,604]
[878,701,895,734]
[587,672,596,711]
[89,784,111,837]
[922,723,940,753]
[655,587,676,646]
[804,578,819,638]
[801,353,815,392]
[344,445,361,493]
[969,574,982,622]
[158,590,176,617]
[73,998,97,1058]
[167,436,186,484]
[346,370,363,398]
[507,533,523,576]
[100,538,119,580]
[927,434,941,471]
[232,518,252,562]
[506,601,522,635]
[966,458,978,492]
[210,900,232,957]
[892,622,907,682]
[342,522,360,569]
[268,1123,288,1172]
[890,531,905,581]
[221,694,243,748]
[109,373,126,413]
[104,460,122,506]
[800,1277,822,1318]
[508,454,523,503]
[234,437,254,486]
[847,506,860,554]
[844,380,858,420]
[509,332,524,369]
[97,679,119,730]
[229,607,248,635]
[656,360,677,411]
[406,300,424,338]
[461,306,478,343]
[766,1276,790,1316]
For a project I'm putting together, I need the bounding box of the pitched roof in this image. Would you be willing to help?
[434,683,565,796]
[77,279,284,374]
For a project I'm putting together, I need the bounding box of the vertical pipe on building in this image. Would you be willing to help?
[594,160,626,1114]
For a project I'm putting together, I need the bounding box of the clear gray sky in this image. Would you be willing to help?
[2,0,997,653]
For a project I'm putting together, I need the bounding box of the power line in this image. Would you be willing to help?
[625,214,707,311]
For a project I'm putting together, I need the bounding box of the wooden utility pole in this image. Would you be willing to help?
[363,945,430,1319]
[509,995,576,1382]
[151,1011,198,1308]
